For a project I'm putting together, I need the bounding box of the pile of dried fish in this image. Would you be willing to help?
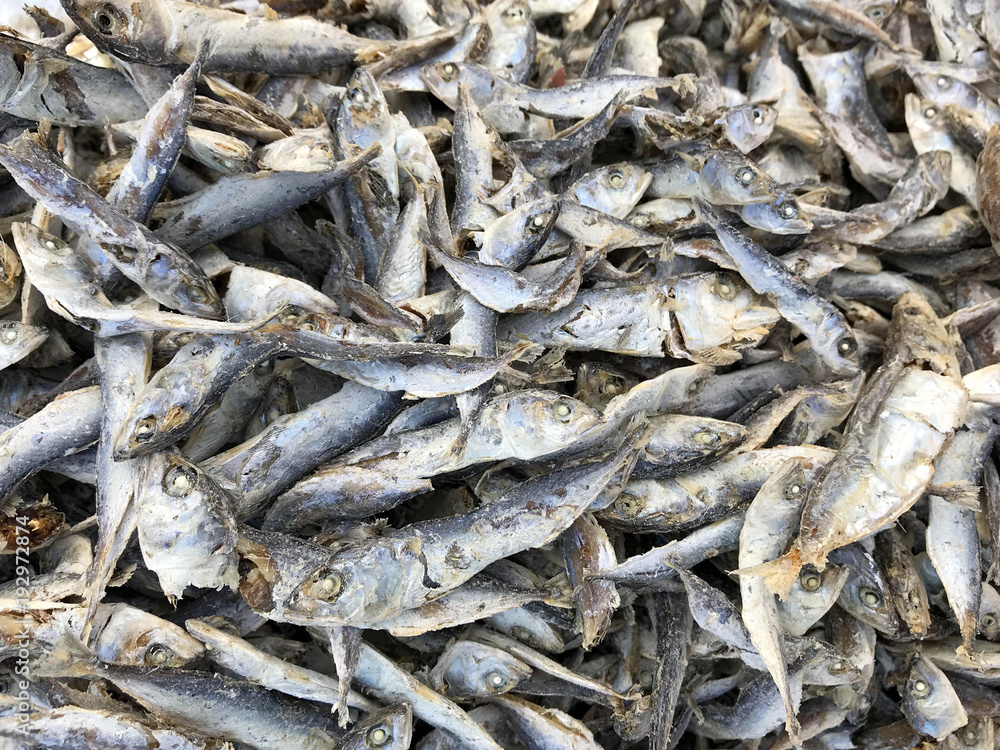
[6,0,1000,747]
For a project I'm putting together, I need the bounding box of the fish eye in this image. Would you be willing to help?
[962,728,980,746]
[93,3,124,36]
[440,63,460,81]
[314,572,343,600]
[134,416,158,440]
[714,279,737,300]
[736,166,756,186]
[186,284,210,304]
[800,571,821,591]
[982,613,998,631]
[866,4,885,19]
[614,492,644,518]
[348,87,369,107]
[607,169,626,189]
[163,464,198,497]
[0,327,18,344]
[502,5,526,22]
[526,213,550,235]
[367,724,392,747]
[859,586,882,608]
[778,202,798,220]
[837,335,858,357]
[910,677,931,697]
[552,401,573,421]
[751,107,763,124]
[144,643,173,666]
[694,429,719,446]
[935,76,949,89]
[266,407,282,423]
[484,670,510,693]
[828,660,850,675]
[836,335,857,356]
[924,106,937,119]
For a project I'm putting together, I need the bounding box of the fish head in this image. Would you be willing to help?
[835,549,905,637]
[698,150,778,205]
[575,362,635,410]
[420,62,496,109]
[94,604,205,667]
[740,193,813,235]
[718,103,777,154]
[114,377,194,458]
[797,639,864,686]
[142,247,224,320]
[287,544,406,624]
[571,164,651,218]
[777,566,848,636]
[901,655,968,740]
[671,272,780,353]
[60,0,174,64]
[137,451,239,599]
[342,704,413,750]
[486,390,604,459]
[335,68,392,146]
[430,640,532,699]
[904,93,947,146]
[0,320,48,359]
[643,415,748,467]
[479,196,560,266]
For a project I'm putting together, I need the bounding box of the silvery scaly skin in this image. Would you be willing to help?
[0,320,47,374]
[739,461,811,741]
[925,427,995,652]
[0,707,221,750]
[0,35,147,126]
[11,223,284,337]
[331,70,399,284]
[61,0,393,73]
[204,381,402,519]
[183,618,377,713]
[264,389,606,530]
[751,293,968,598]
[106,46,205,225]
[91,664,345,750]
[0,386,101,501]
[113,318,508,458]
[376,576,552,636]
[499,272,781,363]
[257,426,643,626]
[592,513,745,587]
[154,144,382,251]
[598,445,834,533]
[700,203,860,377]
[0,137,222,318]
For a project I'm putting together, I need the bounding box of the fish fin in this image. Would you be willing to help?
[733,548,803,600]
[692,346,742,366]
[928,481,981,511]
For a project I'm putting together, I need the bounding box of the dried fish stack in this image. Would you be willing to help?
[3,0,1000,747]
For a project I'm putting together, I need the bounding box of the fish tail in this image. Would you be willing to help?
[733,547,804,600]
